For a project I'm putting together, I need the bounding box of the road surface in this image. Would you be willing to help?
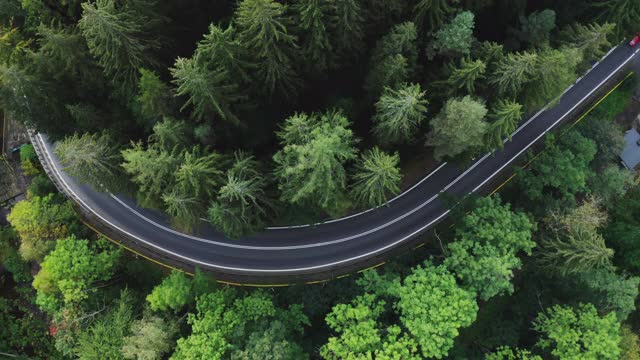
[30,44,640,284]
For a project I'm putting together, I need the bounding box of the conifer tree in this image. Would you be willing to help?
[444,57,486,94]
[372,83,428,145]
[174,146,225,201]
[136,68,173,121]
[273,110,358,216]
[162,188,201,231]
[295,0,333,73]
[365,22,418,96]
[171,56,244,125]
[350,147,402,208]
[197,24,251,82]
[413,0,455,32]
[208,154,273,239]
[55,132,123,192]
[484,99,523,150]
[490,51,538,96]
[331,0,365,59]
[236,0,300,98]
[78,0,159,94]
[560,22,615,63]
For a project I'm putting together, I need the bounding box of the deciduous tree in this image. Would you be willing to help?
[426,95,488,160]
[534,304,621,359]
[432,11,475,57]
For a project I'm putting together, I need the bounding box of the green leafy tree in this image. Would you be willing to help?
[74,290,134,360]
[589,166,634,206]
[517,9,556,47]
[236,0,300,98]
[485,99,523,150]
[485,347,542,360]
[33,236,121,314]
[576,268,639,321]
[413,0,455,32]
[396,262,478,358]
[7,194,81,262]
[432,11,475,57]
[55,132,123,192]
[577,116,624,170]
[350,147,402,209]
[444,57,486,94]
[208,153,273,239]
[231,321,308,360]
[560,22,615,63]
[606,189,640,272]
[171,289,308,360]
[146,270,193,312]
[533,304,621,360]
[274,110,357,216]
[620,326,640,360]
[78,0,159,94]
[121,315,177,360]
[490,51,538,96]
[426,95,488,161]
[444,196,536,300]
[372,83,428,145]
[295,0,333,73]
[171,56,243,124]
[365,22,418,96]
[517,131,596,205]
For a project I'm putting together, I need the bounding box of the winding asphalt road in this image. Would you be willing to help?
[30,44,640,284]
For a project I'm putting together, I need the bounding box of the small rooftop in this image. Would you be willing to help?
[620,128,640,170]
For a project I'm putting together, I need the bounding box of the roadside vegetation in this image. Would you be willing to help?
[3,0,640,359]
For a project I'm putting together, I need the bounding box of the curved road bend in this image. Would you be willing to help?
[32,45,640,283]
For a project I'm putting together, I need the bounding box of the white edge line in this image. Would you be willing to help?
[33,47,636,273]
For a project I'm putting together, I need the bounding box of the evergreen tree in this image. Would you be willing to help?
[593,0,640,38]
[444,57,486,94]
[273,110,357,216]
[55,132,123,192]
[197,24,251,83]
[78,0,159,94]
[517,9,556,47]
[524,47,582,110]
[295,0,333,73]
[365,22,418,96]
[162,188,201,231]
[208,152,273,238]
[484,99,523,150]
[426,96,488,161]
[121,142,183,208]
[432,11,475,57]
[174,146,224,201]
[149,117,190,151]
[331,0,365,59]
[372,83,428,145]
[136,68,173,121]
[560,22,615,63]
[236,0,300,98]
[490,51,538,96]
[350,147,402,209]
[413,0,455,32]
[171,56,244,125]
